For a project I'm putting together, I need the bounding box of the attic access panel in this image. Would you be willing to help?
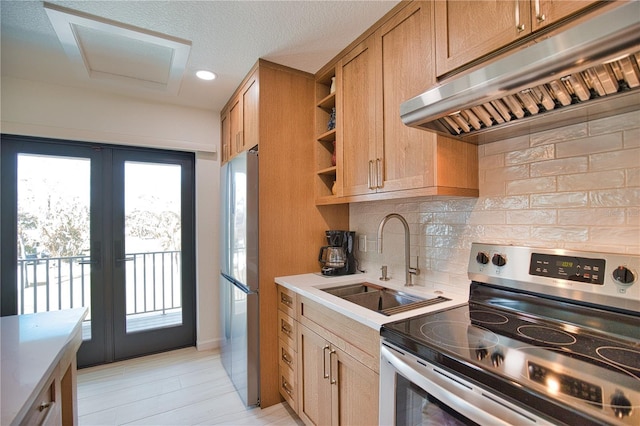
[45,2,191,94]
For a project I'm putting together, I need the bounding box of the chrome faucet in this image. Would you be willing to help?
[377,213,419,286]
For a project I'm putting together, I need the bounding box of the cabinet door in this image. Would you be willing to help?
[333,346,379,426]
[220,111,231,163]
[531,0,598,31]
[242,73,259,151]
[298,326,332,426]
[339,39,377,197]
[435,0,531,76]
[376,1,437,193]
[229,97,242,158]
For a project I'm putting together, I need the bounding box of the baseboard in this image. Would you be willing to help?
[196,337,222,351]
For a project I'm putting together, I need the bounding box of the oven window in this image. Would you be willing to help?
[396,374,479,426]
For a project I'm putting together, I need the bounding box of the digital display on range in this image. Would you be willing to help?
[529,253,606,285]
[528,362,603,406]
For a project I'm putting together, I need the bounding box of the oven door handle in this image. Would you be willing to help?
[380,344,546,426]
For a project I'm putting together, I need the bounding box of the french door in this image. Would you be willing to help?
[1,135,195,367]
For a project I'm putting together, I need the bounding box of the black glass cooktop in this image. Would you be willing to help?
[381,282,640,422]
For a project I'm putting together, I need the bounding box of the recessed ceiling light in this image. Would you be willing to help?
[196,70,216,81]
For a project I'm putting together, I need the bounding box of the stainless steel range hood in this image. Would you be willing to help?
[400,1,640,144]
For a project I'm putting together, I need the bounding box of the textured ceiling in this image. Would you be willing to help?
[1,0,400,112]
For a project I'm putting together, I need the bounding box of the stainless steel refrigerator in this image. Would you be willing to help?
[220,148,259,406]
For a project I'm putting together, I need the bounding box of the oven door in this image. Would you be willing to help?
[380,341,552,426]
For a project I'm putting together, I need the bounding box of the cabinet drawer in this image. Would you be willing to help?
[279,358,297,411]
[277,285,297,317]
[24,377,59,426]
[299,296,380,372]
[278,338,297,374]
[278,310,297,347]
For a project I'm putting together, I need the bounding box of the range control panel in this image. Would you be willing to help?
[467,243,640,314]
[529,253,606,285]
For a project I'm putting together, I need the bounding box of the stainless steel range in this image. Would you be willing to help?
[380,243,639,425]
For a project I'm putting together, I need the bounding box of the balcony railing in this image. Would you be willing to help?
[17,251,182,322]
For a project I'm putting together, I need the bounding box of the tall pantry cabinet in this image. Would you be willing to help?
[219,60,349,408]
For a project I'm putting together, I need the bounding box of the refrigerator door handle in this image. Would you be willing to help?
[221,272,253,294]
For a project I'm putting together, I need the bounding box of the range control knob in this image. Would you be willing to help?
[475,347,488,361]
[613,266,636,285]
[610,391,633,419]
[476,252,489,265]
[491,351,505,367]
[492,253,507,267]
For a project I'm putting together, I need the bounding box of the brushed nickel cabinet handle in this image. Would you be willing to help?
[515,0,525,32]
[534,0,545,22]
[323,345,330,379]
[376,158,383,189]
[281,348,293,366]
[330,349,338,384]
[280,293,293,307]
[367,160,374,189]
[282,378,293,397]
[280,320,292,336]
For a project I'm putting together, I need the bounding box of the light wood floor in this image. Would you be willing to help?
[77,347,303,425]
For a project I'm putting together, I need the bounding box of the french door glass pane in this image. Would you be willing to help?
[16,154,92,339]
[124,161,182,333]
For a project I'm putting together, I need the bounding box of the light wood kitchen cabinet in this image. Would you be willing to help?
[277,285,298,411]
[298,325,379,426]
[297,296,380,425]
[325,1,478,203]
[220,61,349,408]
[220,70,259,163]
[220,111,231,163]
[435,0,601,76]
[339,37,376,198]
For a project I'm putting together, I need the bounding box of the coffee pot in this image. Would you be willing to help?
[318,230,356,276]
[319,246,347,268]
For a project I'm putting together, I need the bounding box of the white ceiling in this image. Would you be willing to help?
[1,0,400,112]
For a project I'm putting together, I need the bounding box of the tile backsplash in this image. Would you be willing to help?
[349,111,640,294]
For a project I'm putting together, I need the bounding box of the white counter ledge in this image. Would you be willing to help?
[275,273,467,329]
[1,307,87,426]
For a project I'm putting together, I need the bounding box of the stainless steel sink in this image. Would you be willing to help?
[321,282,450,316]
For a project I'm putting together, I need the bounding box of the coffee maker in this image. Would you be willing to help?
[318,230,357,276]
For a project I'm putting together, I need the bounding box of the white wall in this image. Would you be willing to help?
[351,111,640,295]
[1,76,221,349]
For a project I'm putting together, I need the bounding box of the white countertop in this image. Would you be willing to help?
[1,307,88,425]
[275,273,467,330]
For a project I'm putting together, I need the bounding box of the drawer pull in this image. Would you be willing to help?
[282,378,293,397]
[281,348,293,365]
[38,402,52,412]
[281,320,292,336]
[280,293,293,307]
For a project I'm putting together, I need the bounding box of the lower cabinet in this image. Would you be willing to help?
[298,324,379,426]
[276,285,380,425]
[277,286,299,412]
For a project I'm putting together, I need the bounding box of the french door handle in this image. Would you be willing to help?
[116,256,134,262]
[78,242,101,267]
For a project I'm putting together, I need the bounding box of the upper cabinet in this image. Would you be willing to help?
[435,0,600,76]
[339,38,376,198]
[317,1,479,204]
[220,71,259,163]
